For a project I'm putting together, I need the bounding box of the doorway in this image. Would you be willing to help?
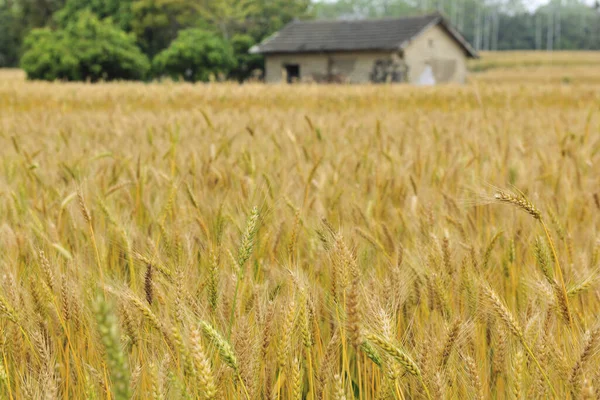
[284,64,300,83]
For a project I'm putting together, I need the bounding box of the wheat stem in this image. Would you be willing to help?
[541,220,574,331]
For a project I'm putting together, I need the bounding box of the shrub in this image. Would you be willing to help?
[152,29,236,82]
[21,11,150,82]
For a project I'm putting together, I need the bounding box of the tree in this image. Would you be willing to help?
[152,28,237,82]
[0,1,20,66]
[54,0,134,30]
[191,0,311,41]
[130,0,200,57]
[128,0,311,59]
[311,0,600,51]
[230,34,263,81]
[19,0,66,29]
[239,0,312,42]
[21,11,150,81]
[193,0,259,39]
[0,0,66,67]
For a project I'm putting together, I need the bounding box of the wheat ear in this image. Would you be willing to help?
[494,188,573,330]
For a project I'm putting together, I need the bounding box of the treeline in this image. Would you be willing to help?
[1,0,599,81]
[0,0,310,81]
[313,0,600,52]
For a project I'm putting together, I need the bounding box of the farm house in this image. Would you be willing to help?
[250,13,478,84]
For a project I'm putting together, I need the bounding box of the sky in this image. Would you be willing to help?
[527,0,595,10]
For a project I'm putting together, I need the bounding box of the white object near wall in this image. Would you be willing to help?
[417,65,436,85]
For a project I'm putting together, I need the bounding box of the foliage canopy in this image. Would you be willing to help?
[230,34,263,82]
[21,11,150,81]
[153,28,237,82]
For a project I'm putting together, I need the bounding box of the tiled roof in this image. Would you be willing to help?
[251,13,478,58]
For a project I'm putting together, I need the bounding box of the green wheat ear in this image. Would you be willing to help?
[200,321,238,371]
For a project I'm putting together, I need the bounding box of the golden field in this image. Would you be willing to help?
[470,50,600,69]
[0,53,600,399]
[469,51,600,84]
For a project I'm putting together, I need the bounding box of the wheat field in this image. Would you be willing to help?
[469,51,600,84]
[1,56,600,400]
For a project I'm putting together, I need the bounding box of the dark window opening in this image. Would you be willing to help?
[284,64,300,83]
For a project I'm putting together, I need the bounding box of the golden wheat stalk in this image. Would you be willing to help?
[493,188,573,330]
[481,283,557,397]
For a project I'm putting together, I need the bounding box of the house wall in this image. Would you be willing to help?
[264,51,395,83]
[263,24,469,84]
[403,24,468,84]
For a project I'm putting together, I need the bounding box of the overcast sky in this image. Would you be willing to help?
[527,0,595,10]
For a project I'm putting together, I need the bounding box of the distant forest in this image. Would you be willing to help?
[0,0,598,72]
[313,0,600,52]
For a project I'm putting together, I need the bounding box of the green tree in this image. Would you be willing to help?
[230,34,263,81]
[194,0,259,39]
[0,0,66,67]
[19,0,66,29]
[152,28,236,82]
[21,11,150,81]
[244,0,312,41]
[130,0,200,57]
[54,0,134,30]
[188,0,311,41]
[130,0,311,57]
[0,1,20,66]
